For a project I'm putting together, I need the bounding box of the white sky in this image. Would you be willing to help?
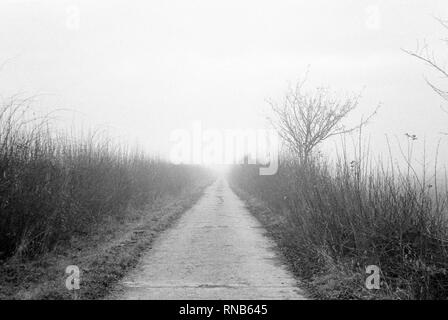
[0,0,447,167]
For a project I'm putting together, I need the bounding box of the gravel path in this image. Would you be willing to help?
[108,178,306,299]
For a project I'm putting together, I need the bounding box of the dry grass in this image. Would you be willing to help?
[0,102,211,262]
[0,183,210,299]
[229,143,448,299]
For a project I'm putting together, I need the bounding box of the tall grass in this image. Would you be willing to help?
[0,103,210,261]
[229,140,448,299]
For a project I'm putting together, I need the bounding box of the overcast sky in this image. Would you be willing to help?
[0,0,447,166]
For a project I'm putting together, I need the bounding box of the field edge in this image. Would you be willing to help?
[229,183,394,300]
[0,180,213,300]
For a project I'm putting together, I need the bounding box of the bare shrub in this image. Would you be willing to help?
[269,80,377,164]
[0,102,210,260]
[229,140,448,299]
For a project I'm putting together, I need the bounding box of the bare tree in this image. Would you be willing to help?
[270,81,377,164]
[404,17,448,130]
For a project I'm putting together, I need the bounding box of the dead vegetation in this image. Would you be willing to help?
[0,101,213,299]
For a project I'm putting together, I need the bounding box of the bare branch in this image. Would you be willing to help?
[270,81,377,164]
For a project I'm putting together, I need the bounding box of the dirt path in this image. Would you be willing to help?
[108,178,306,299]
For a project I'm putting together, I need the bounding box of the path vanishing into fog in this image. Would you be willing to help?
[109,179,306,299]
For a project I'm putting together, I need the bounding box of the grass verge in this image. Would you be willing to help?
[0,182,211,300]
[231,184,396,300]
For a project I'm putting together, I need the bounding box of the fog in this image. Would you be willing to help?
[0,0,447,164]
